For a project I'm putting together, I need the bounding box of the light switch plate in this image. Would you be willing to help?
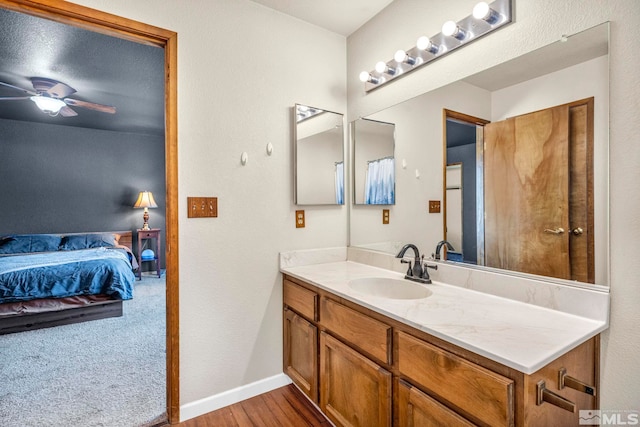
[295,210,305,228]
[429,200,441,213]
[188,197,218,218]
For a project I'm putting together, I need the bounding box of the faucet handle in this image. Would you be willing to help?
[400,259,413,276]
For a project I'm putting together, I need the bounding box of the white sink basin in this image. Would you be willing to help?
[348,277,432,300]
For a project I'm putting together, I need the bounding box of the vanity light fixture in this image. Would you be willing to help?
[358,0,513,92]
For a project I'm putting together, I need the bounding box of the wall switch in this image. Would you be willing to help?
[295,210,305,228]
[382,209,390,224]
[188,197,218,218]
[429,200,441,213]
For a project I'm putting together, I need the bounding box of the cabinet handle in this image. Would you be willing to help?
[536,380,575,413]
[559,368,596,396]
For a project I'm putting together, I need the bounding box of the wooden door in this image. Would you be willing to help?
[485,105,570,278]
[283,308,318,402]
[320,331,392,427]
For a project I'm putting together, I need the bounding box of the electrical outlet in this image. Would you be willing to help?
[429,200,441,213]
[295,210,305,228]
[188,197,218,218]
[382,209,390,224]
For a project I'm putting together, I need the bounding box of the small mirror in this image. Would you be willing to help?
[294,104,344,205]
[352,118,396,205]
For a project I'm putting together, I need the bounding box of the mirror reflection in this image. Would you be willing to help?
[352,118,396,205]
[349,22,609,287]
[294,104,344,205]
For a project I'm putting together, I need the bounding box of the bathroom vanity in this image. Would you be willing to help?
[281,254,607,427]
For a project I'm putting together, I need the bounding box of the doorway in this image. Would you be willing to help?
[0,0,179,423]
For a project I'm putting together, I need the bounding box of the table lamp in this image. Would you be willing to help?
[133,191,158,230]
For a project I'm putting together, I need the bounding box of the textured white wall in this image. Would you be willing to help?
[68,0,347,410]
[348,0,640,410]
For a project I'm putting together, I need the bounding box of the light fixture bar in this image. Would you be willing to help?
[360,0,512,92]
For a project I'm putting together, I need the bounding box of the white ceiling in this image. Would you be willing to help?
[249,0,394,36]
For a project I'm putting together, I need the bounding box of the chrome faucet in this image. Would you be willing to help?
[396,244,436,284]
[434,240,455,260]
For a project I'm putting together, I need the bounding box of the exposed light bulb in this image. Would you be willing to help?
[375,61,397,75]
[359,71,379,84]
[442,20,467,40]
[30,96,66,114]
[416,36,439,54]
[473,2,500,24]
[394,50,417,65]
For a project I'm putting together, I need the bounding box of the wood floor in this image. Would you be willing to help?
[177,384,331,427]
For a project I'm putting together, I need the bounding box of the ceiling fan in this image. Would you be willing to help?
[0,77,116,117]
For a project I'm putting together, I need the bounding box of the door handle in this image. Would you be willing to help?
[572,227,584,235]
[544,227,565,235]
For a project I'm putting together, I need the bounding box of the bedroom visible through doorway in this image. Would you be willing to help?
[0,0,179,423]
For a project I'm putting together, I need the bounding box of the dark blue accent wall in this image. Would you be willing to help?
[0,118,166,268]
[447,143,477,264]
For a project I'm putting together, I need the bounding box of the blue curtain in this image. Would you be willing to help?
[335,161,344,205]
[365,157,395,204]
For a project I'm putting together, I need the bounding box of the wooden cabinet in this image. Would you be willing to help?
[283,308,318,402]
[320,331,392,427]
[282,275,599,427]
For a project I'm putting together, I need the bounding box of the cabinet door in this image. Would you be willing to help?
[397,379,475,427]
[284,308,318,402]
[320,332,391,427]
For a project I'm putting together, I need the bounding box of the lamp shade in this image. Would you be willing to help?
[133,191,158,209]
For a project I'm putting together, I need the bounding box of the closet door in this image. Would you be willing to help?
[484,105,571,279]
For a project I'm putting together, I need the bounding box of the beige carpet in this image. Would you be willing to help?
[0,274,166,427]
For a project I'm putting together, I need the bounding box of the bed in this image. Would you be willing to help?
[0,231,137,335]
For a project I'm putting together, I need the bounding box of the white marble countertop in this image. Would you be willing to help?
[281,260,608,374]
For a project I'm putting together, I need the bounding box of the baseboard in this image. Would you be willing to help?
[179,373,292,422]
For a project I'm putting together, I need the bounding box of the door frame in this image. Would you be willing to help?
[442,109,490,262]
[0,0,180,423]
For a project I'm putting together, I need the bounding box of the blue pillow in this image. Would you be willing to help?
[0,234,62,254]
[59,233,118,250]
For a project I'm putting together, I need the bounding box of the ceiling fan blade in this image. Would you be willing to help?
[46,82,76,99]
[64,98,116,114]
[60,106,78,117]
[0,81,37,96]
[0,96,30,101]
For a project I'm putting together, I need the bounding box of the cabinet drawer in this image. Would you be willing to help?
[397,331,514,427]
[397,379,475,427]
[321,297,391,365]
[284,279,318,321]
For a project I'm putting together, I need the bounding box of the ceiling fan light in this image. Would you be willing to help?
[30,96,66,114]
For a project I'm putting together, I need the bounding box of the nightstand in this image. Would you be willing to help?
[137,228,161,280]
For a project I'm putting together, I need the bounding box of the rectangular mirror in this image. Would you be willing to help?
[349,22,609,288]
[294,104,344,205]
[352,118,396,205]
